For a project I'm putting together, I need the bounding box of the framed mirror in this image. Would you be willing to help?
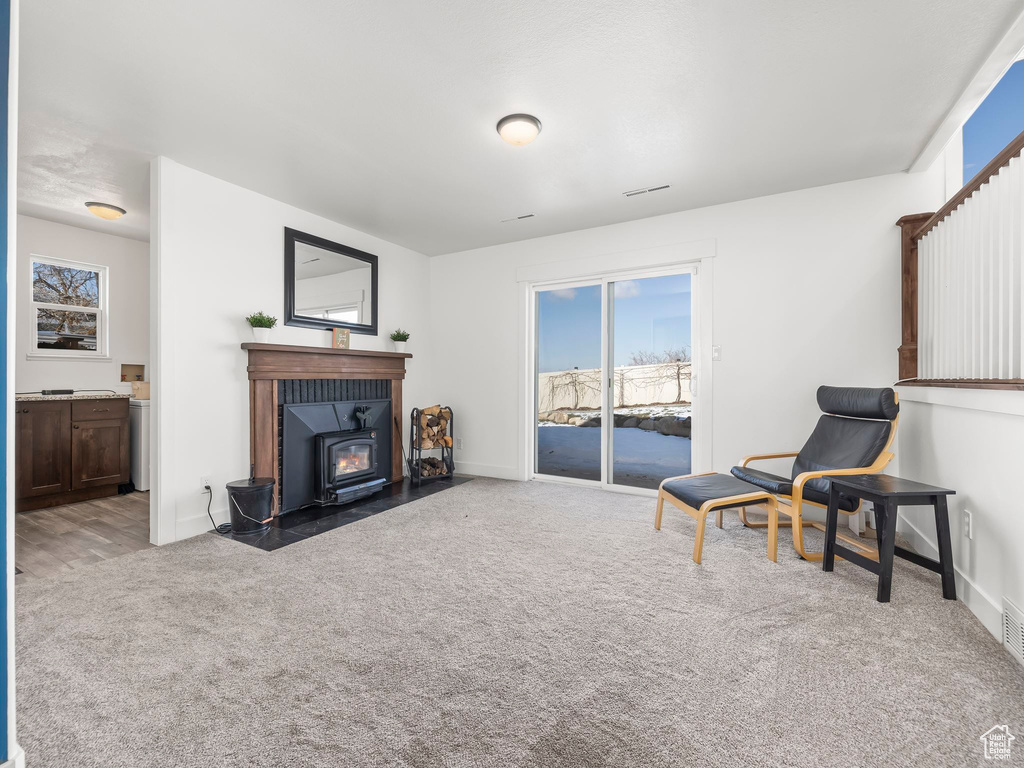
[284,228,378,335]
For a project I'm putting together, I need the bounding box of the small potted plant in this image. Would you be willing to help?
[390,328,410,353]
[246,311,277,343]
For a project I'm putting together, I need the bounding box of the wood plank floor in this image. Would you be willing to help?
[15,493,151,584]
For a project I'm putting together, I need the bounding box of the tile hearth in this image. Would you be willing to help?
[215,476,471,551]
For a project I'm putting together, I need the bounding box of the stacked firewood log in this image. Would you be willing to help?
[419,456,448,477]
[418,405,453,450]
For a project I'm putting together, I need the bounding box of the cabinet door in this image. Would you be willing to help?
[71,418,130,489]
[16,401,72,498]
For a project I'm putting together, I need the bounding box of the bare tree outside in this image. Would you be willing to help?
[625,347,692,403]
[32,262,101,350]
[546,368,601,410]
[33,263,99,307]
[614,368,631,407]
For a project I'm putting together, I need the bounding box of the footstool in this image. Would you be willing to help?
[655,472,779,564]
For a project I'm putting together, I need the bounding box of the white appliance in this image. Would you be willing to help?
[129,398,151,491]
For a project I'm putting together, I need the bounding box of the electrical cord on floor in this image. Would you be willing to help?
[205,485,232,534]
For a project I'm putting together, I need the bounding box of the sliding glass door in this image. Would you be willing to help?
[610,274,692,489]
[533,267,696,492]
[535,282,603,481]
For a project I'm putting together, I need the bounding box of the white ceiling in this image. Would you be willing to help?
[294,242,371,280]
[18,1,1024,255]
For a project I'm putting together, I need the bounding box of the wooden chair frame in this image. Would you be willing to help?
[735,411,899,562]
[655,473,779,564]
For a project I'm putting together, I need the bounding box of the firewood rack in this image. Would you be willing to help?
[407,405,455,487]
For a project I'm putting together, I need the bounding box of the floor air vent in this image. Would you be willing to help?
[623,184,670,197]
[1004,598,1024,666]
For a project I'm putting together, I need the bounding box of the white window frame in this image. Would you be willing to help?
[27,255,110,361]
[517,240,715,497]
[303,303,362,324]
[295,287,365,325]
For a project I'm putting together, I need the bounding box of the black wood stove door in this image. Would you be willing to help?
[315,429,378,502]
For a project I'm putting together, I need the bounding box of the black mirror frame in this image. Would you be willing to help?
[283,227,379,336]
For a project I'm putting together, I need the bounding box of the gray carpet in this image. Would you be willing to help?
[16,479,1024,767]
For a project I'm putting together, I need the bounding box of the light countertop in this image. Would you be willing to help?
[15,392,132,402]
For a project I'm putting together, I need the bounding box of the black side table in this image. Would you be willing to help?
[823,474,956,603]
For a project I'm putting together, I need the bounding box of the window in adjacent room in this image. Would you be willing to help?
[962,59,1024,184]
[29,257,108,358]
[304,304,361,325]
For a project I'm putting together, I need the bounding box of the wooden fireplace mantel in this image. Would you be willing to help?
[241,343,412,507]
[242,342,412,380]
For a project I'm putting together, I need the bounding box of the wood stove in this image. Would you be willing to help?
[313,428,386,505]
[241,343,412,518]
[280,397,392,513]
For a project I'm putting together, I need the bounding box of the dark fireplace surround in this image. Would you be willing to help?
[280,392,392,512]
[243,343,411,517]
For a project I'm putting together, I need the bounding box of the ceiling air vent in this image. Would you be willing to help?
[501,213,536,223]
[623,184,671,198]
[1004,598,1024,667]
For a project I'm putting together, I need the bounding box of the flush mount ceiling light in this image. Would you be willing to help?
[496,114,542,146]
[84,202,126,220]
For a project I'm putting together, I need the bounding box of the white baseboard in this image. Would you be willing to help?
[454,462,520,481]
[2,745,26,768]
[174,507,227,542]
[897,517,1003,639]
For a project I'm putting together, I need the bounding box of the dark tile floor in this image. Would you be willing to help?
[216,476,472,551]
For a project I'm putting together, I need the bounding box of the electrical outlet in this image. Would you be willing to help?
[456,437,464,450]
[200,475,211,490]
[963,508,973,540]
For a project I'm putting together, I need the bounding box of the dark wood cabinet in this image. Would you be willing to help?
[71,418,130,489]
[16,401,71,498]
[16,398,132,511]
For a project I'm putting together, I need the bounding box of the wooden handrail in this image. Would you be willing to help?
[913,126,1024,241]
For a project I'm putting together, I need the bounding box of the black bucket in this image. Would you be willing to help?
[225,477,275,534]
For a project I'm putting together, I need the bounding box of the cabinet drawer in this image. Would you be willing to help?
[71,399,129,422]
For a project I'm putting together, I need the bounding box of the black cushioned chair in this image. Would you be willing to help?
[656,386,899,563]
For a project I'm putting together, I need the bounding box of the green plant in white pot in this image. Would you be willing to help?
[246,311,277,343]
[390,328,410,353]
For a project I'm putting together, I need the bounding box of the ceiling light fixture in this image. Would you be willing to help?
[85,202,127,220]
[496,114,542,146]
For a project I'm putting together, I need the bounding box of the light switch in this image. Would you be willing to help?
[711,345,722,362]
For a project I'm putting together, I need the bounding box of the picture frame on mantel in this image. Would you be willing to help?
[332,328,351,349]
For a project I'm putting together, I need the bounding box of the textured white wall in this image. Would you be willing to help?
[15,215,149,394]
[428,168,945,480]
[152,158,432,542]
[896,389,1024,639]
